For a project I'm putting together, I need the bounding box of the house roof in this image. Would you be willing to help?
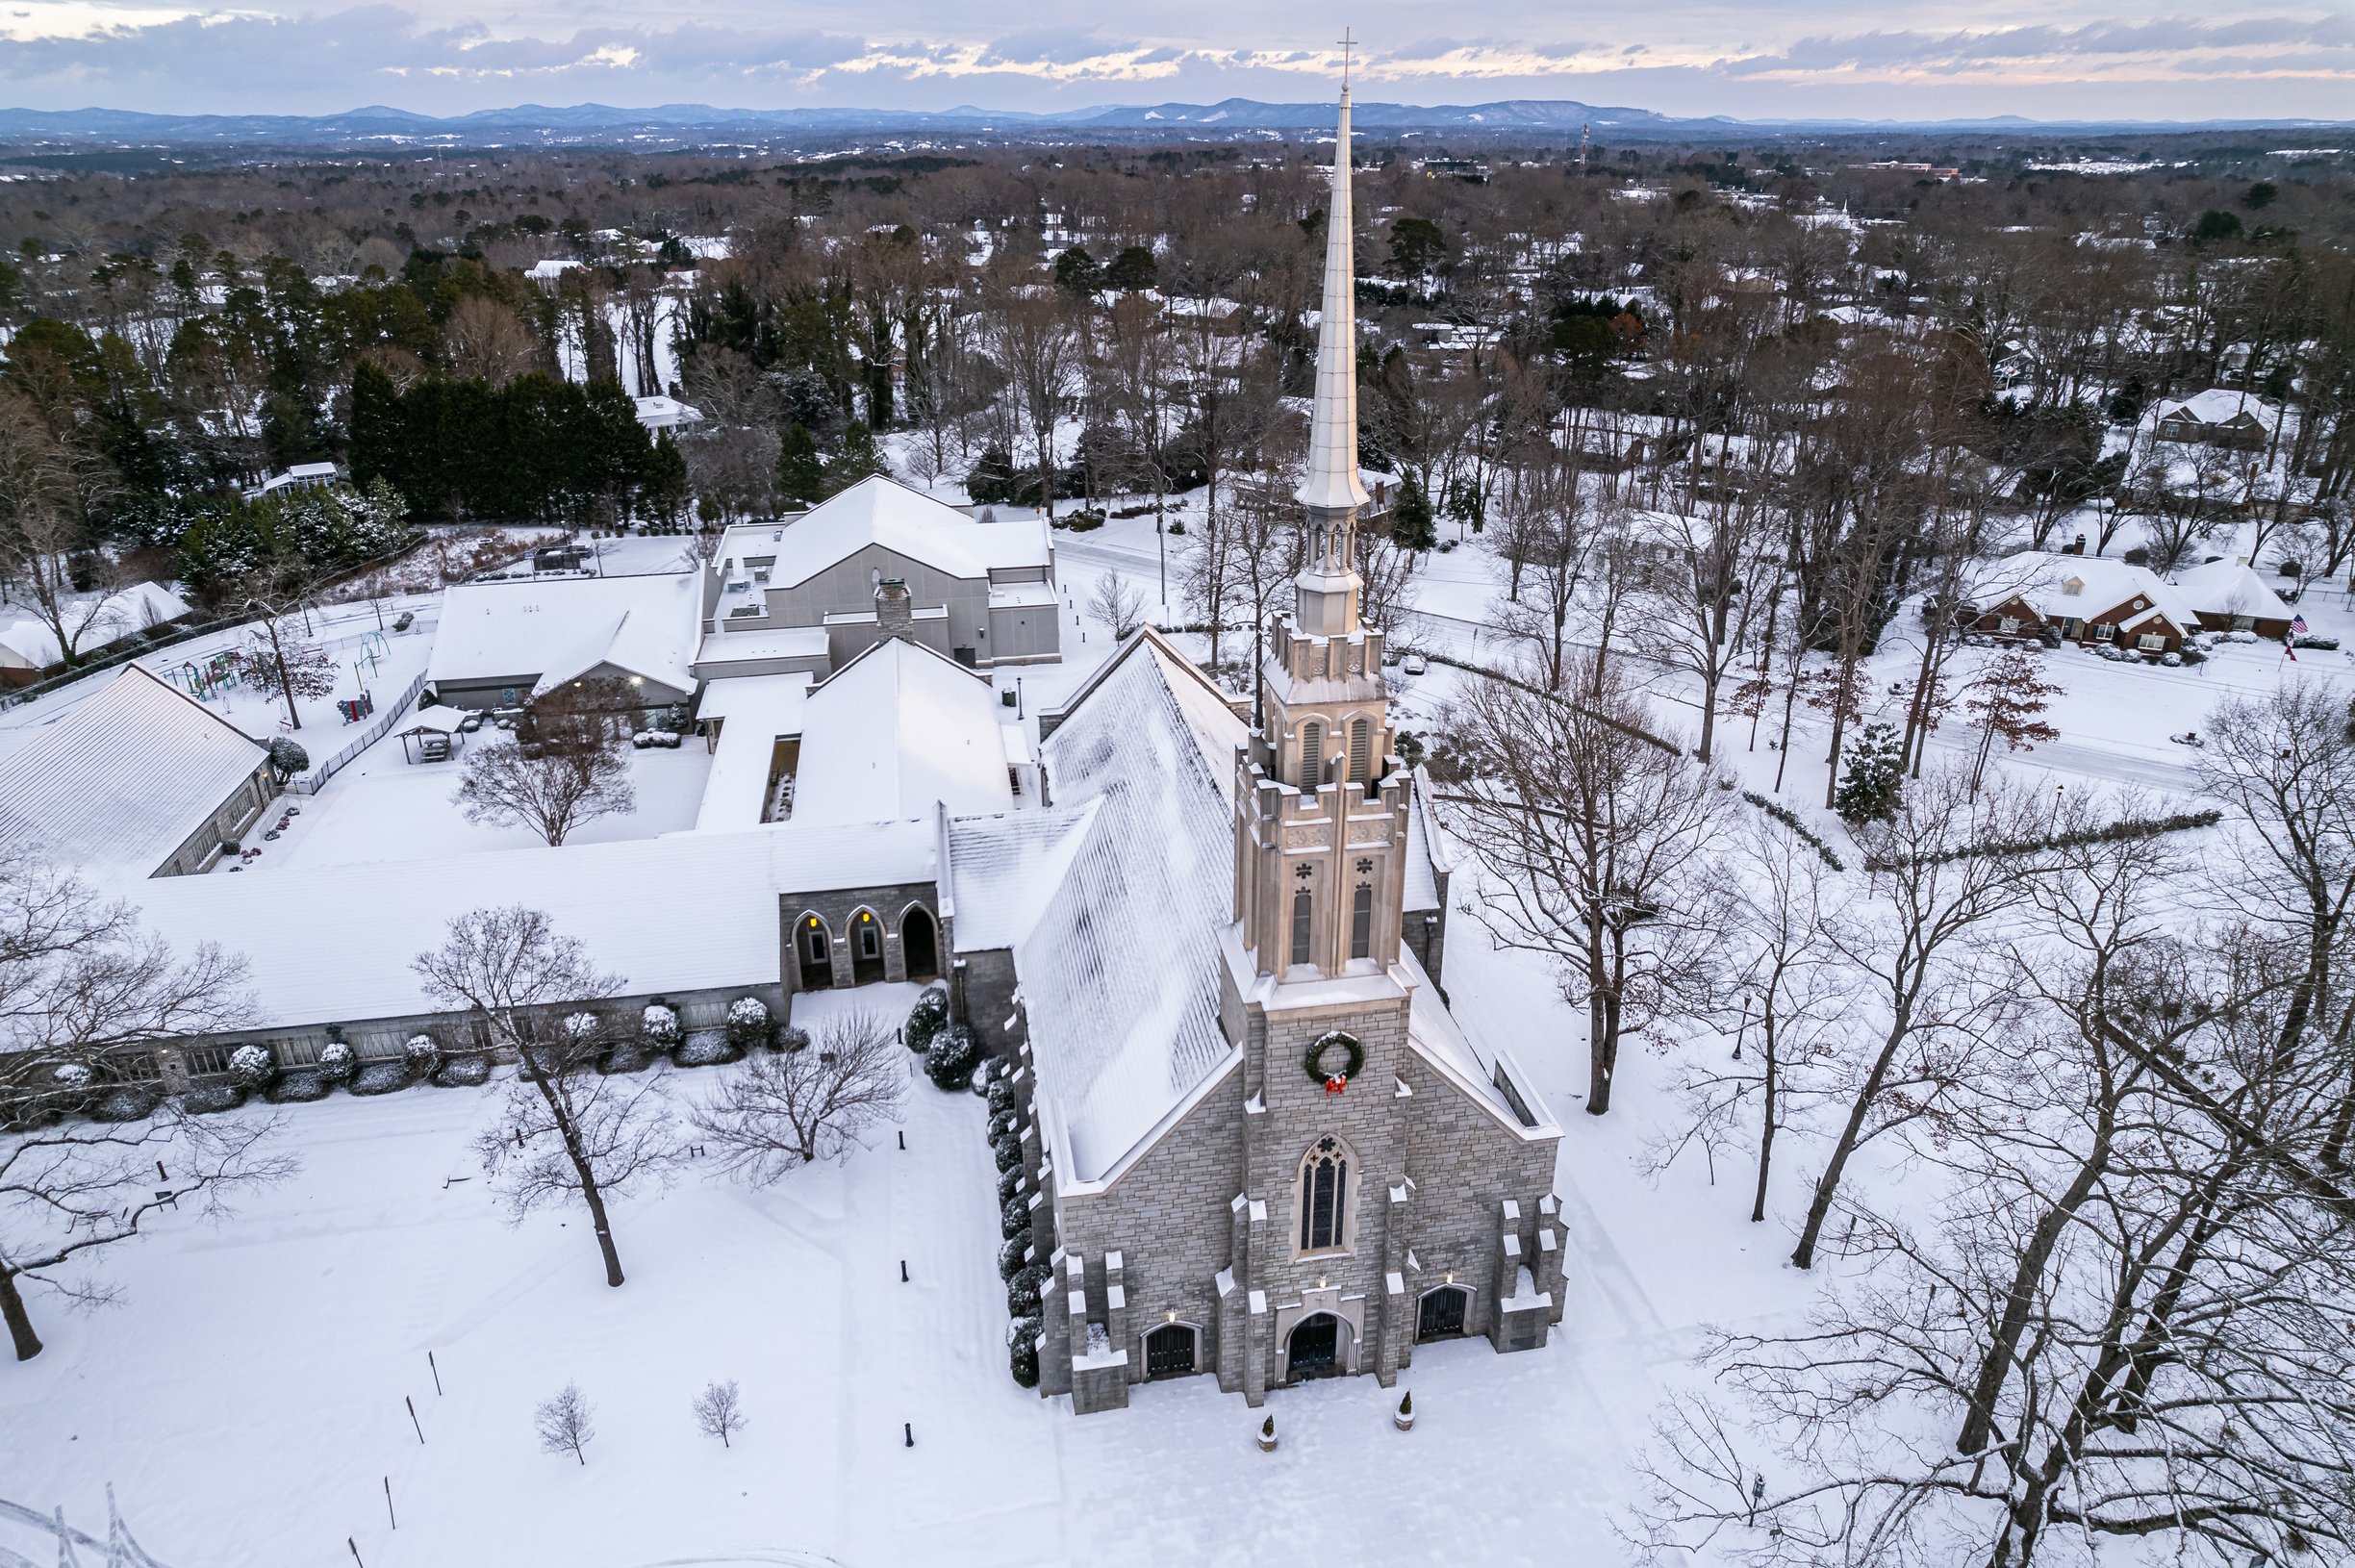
[721,477,1051,590]
[427,571,698,698]
[0,581,190,669]
[789,637,1015,827]
[2156,388,2278,430]
[693,673,810,831]
[1977,551,2200,636]
[0,665,266,878]
[2170,558,2295,623]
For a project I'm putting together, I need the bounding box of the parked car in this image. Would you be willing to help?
[1401,652,1429,676]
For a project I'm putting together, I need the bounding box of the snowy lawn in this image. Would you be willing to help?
[1,938,1820,1568]
[236,734,715,873]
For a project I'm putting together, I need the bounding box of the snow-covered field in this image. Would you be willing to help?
[0,970,1800,1568]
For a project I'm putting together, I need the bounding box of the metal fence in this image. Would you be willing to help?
[285,666,430,795]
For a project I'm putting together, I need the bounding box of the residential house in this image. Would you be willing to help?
[425,570,698,715]
[2154,389,2279,452]
[1969,552,2199,655]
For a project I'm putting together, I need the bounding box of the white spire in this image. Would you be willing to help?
[1297,83,1369,518]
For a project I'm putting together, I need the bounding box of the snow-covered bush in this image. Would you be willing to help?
[924,1024,977,1091]
[227,1044,276,1091]
[987,1110,1018,1145]
[674,1033,739,1068]
[986,1076,1018,1118]
[561,1011,602,1049]
[403,1035,442,1076]
[992,1133,1024,1174]
[272,1071,330,1102]
[90,1086,161,1123]
[181,1081,243,1114]
[1833,721,1905,825]
[351,1062,412,1097]
[642,1001,682,1049]
[1000,1195,1031,1239]
[433,1054,492,1088]
[1007,1316,1042,1388]
[1006,1262,1051,1319]
[905,986,950,1054]
[52,1062,93,1090]
[998,1228,1033,1280]
[725,996,773,1051]
[996,1164,1024,1203]
[316,1040,358,1084]
[775,1025,812,1053]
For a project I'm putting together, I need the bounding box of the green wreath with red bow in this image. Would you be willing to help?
[1305,1030,1365,1094]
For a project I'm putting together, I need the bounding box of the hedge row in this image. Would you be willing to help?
[1741,792,1848,872]
[1864,808,2225,872]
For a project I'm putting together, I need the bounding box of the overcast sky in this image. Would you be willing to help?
[0,1,2348,121]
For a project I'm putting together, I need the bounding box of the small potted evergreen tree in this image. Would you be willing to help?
[1394,1391,1414,1431]
[1256,1414,1278,1453]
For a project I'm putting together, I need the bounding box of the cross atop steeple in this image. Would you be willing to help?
[1338,27,1355,89]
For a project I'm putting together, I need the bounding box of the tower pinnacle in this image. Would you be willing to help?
[1296,82,1369,522]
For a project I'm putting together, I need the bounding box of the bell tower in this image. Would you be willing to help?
[1225,80,1411,990]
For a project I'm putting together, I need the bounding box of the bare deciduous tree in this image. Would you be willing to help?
[692,1378,747,1448]
[690,1009,904,1182]
[534,1382,595,1464]
[443,294,540,389]
[453,681,639,847]
[414,907,682,1287]
[1084,569,1148,642]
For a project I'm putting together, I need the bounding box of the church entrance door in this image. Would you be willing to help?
[1145,1324,1196,1378]
[850,911,887,986]
[1287,1314,1340,1379]
[1418,1286,1469,1341]
[796,916,833,991]
[901,906,939,981]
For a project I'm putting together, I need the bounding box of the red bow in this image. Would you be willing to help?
[1324,1075,1347,1096]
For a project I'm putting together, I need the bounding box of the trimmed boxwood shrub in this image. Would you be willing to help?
[1007,1262,1051,1318]
[996,1164,1025,1203]
[317,1040,358,1085]
[725,996,774,1051]
[992,1133,1024,1173]
[987,1110,1019,1144]
[1008,1316,1042,1388]
[90,1086,162,1122]
[986,1076,1018,1117]
[227,1044,276,1092]
[598,1041,653,1075]
[905,986,950,1053]
[181,1082,245,1114]
[924,1025,978,1091]
[270,1071,330,1103]
[675,1033,741,1068]
[1000,1195,1031,1238]
[776,1024,811,1052]
[641,1001,682,1050]
[998,1228,1034,1279]
[403,1034,442,1077]
[432,1054,493,1088]
[351,1062,412,1096]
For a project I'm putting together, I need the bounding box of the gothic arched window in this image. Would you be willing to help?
[1351,882,1374,960]
[1348,718,1372,784]
[1300,1136,1348,1251]
[1300,722,1324,790]
[1290,887,1313,968]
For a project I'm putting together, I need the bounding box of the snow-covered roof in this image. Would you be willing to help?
[948,805,1098,953]
[1976,551,2200,635]
[0,665,266,878]
[1015,630,1249,1182]
[694,673,809,831]
[790,638,1014,827]
[2155,388,2278,429]
[0,581,189,669]
[633,394,703,430]
[2170,558,2295,622]
[125,819,935,1031]
[722,477,1051,590]
[427,572,698,697]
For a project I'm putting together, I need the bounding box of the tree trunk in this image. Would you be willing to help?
[0,1265,43,1360]
[1790,1024,1908,1268]
[1751,1007,1779,1224]
[262,616,303,731]
[1585,902,1615,1115]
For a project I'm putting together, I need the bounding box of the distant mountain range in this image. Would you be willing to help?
[0,99,2342,150]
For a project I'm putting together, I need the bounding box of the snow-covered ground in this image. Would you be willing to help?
[0,965,1802,1568]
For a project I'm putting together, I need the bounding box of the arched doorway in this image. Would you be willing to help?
[901,905,939,981]
[796,915,833,991]
[1145,1323,1197,1379]
[1286,1314,1344,1380]
[849,909,887,986]
[1417,1285,1469,1342]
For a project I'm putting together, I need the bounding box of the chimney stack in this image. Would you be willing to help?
[876,576,914,640]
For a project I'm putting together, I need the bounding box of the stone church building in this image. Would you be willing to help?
[987,85,1566,1414]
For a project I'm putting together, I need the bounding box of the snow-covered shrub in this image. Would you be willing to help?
[1833,721,1905,825]
[597,1040,651,1075]
[641,1000,681,1049]
[1000,1195,1031,1239]
[561,1011,602,1051]
[987,1110,1018,1145]
[992,1133,1024,1174]
[403,1035,442,1076]
[181,1081,243,1114]
[316,1040,357,1084]
[998,1228,1033,1280]
[924,1024,977,1091]
[52,1062,93,1090]
[725,996,773,1051]
[433,1054,492,1088]
[226,1044,277,1091]
[986,1076,1017,1118]
[266,736,310,778]
[90,1086,161,1123]
[271,1071,330,1102]
[996,1164,1025,1203]
[675,1032,739,1068]
[351,1062,412,1096]
[1006,1262,1051,1318]
[775,1025,812,1053]
[1007,1316,1042,1388]
[905,986,950,1054]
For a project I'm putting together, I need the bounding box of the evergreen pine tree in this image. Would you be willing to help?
[824,419,884,495]
[1392,469,1437,551]
[1833,721,1905,824]
[777,422,825,508]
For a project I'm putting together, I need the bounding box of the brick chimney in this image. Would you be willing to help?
[875,576,914,640]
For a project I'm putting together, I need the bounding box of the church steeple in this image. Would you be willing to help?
[1224,79,1408,987]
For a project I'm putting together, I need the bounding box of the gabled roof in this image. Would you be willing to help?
[729,476,1052,590]
[2155,388,2278,430]
[2171,558,2295,623]
[427,572,697,697]
[0,581,189,669]
[1976,551,2199,635]
[790,636,1015,827]
[0,665,266,878]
